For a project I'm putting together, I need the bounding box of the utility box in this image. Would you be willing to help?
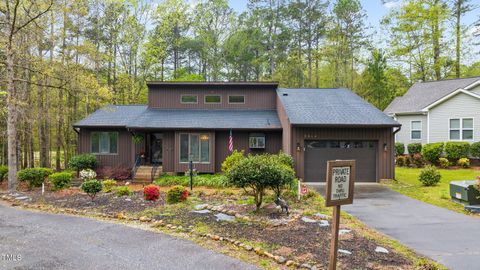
[450,181,480,205]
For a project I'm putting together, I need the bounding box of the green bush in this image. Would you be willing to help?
[457,158,470,168]
[81,179,102,201]
[0,165,7,182]
[444,142,470,161]
[68,154,98,174]
[422,143,444,164]
[18,168,54,189]
[438,158,450,168]
[102,179,117,193]
[396,156,406,167]
[395,143,405,156]
[49,172,74,191]
[418,165,441,186]
[155,174,229,188]
[167,185,189,203]
[226,153,295,210]
[471,142,480,158]
[407,143,422,155]
[411,153,425,168]
[115,186,132,197]
[221,150,245,173]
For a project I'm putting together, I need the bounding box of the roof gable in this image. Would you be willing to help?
[384,76,480,115]
[277,88,399,127]
[422,89,480,111]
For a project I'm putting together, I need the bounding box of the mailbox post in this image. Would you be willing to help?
[325,160,356,270]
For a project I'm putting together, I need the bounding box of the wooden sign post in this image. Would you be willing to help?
[325,160,356,270]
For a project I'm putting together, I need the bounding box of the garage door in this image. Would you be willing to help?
[304,140,377,182]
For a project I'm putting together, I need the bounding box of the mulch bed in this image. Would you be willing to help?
[156,207,413,270]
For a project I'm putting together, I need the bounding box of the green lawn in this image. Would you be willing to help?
[389,167,480,214]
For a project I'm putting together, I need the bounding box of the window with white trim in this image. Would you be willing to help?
[450,118,474,140]
[91,132,118,154]
[204,95,221,104]
[180,95,197,104]
[180,133,210,163]
[411,121,422,140]
[249,133,265,149]
[228,95,245,104]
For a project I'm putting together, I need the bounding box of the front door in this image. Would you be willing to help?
[150,133,163,164]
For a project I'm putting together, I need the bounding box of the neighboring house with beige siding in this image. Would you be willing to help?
[385,76,480,152]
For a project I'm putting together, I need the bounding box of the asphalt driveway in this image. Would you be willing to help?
[312,184,480,270]
[0,203,259,270]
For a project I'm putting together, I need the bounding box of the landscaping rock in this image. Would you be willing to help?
[285,260,295,267]
[301,216,316,223]
[375,246,389,254]
[125,198,132,202]
[194,204,208,210]
[215,213,235,222]
[15,196,30,201]
[301,263,312,269]
[319,220,329,227]
[139,216,151,222]
[314,213,329,219]
[338,249,352,255]
[275,256,286,264]
[244,245,253,251]
[254,247,264,255]
[339,229,351,235]
[192,209,211,214]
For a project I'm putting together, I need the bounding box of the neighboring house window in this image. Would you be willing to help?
[91,132,118,154]
[410,121,422,140]
[228,95,245,104]
[450,118,474,140]
[204,95,221,104]
[249,133,265,149]
[180,133,210,163]
[181,95,197,104]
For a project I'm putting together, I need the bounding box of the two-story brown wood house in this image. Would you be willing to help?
[74,82,400,182]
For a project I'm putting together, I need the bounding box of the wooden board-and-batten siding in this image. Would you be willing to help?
[77,129,134,168]
[148,84,277,110]
[290,127,395,182]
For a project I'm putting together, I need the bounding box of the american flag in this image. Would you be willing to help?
[228,129,234,152]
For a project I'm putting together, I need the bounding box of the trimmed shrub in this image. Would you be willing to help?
[407,143,422,155]
[471,142,480,158]
[221,150,245,174]
[144,185,160,201]
[115,186,132,197]
[457,158,470,168]
[226,153,295,209]
[81,180,102,201]
[96,165,131,180]
[444,142,470,161]
[418,165,441,186]
[167,185,189,204]
[0,165,7,182]
[68,154,97,174]
[49,172,74,191]
[395,143,405,156]
[18,168,54,189]
[80,169,96,181]
[101,179,117,193]
[438,158,450,168]
[396,156,406,167]
[411,153,425,168]
[422,143,444,164]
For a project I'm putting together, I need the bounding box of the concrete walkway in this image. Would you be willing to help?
[0,203,259,270]
[312,184,480,270]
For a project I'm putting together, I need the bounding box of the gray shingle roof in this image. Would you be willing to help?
[127,109,281,129]
[74,105,281,129]
[384,76,480,114]
[74,105,147,127]
[277,88,399,127]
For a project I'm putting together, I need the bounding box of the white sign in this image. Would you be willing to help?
[330,166,350,201]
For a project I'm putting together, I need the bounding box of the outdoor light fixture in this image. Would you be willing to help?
[383,143,388,152]
[296,143,301,152]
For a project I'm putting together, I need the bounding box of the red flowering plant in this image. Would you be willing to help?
[144,185,160,201]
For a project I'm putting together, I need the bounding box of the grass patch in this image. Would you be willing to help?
[389,167,479,214]
[155,174,230,188]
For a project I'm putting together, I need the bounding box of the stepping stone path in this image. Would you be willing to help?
[15,196,30,201]
[338,249,352,255]
[339,229,351,235]
[314,213,329,219]
[375,246,389,254]
[192,209,211,214]
[215,213,235,222]
[319,220,329,227]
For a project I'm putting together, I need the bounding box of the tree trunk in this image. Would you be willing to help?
[455,0,461,78]
[6,42,18,191]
